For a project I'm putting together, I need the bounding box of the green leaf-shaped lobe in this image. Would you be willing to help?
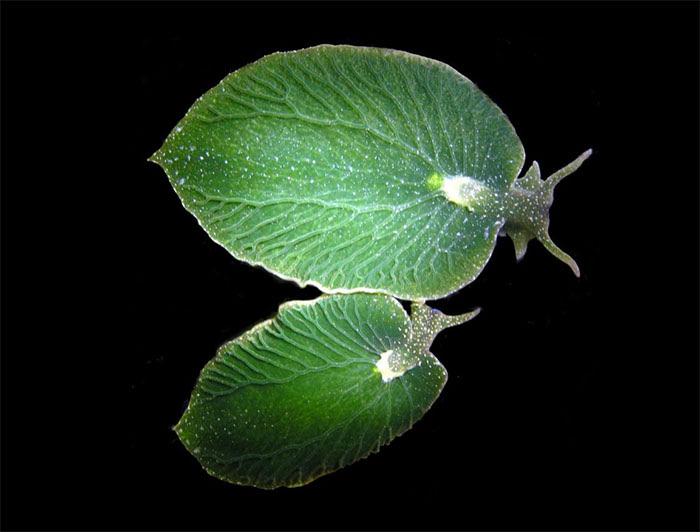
[152,45,526,299]
[175,293,474,488]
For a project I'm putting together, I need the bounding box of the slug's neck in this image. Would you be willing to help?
[501,178,553,234]
[374,303,480,383]
[427,149,591,276]
[500,150,592,276]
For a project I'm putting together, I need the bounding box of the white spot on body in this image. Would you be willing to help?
[375,350,404,383]
[441,175,489,209]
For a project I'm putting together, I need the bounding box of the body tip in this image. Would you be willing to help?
[570,261,581,278]
[580,148,593,162]
[446,307,481,328]
[148,147,165,165]
[561,254,580,278]
[457,306,481,319]
[539,233,581,278]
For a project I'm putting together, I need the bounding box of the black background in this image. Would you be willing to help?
[2,2,698,531]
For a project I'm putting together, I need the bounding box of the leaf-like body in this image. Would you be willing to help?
[152,45,590,299]
[175,293,477,488]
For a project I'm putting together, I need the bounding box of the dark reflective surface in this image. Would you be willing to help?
[2,2,698,530]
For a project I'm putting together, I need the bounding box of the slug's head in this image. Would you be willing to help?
[503,149,592,277]
[374,303,480,382]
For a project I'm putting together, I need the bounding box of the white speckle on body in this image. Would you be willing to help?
[375,350,404,383]
[441,175,489,209]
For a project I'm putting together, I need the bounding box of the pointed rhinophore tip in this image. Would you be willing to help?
[427,305,481,334]
[545,149,593,190]
[539,232,581,277]
[446,307,481,328]
[410,303,481,350]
